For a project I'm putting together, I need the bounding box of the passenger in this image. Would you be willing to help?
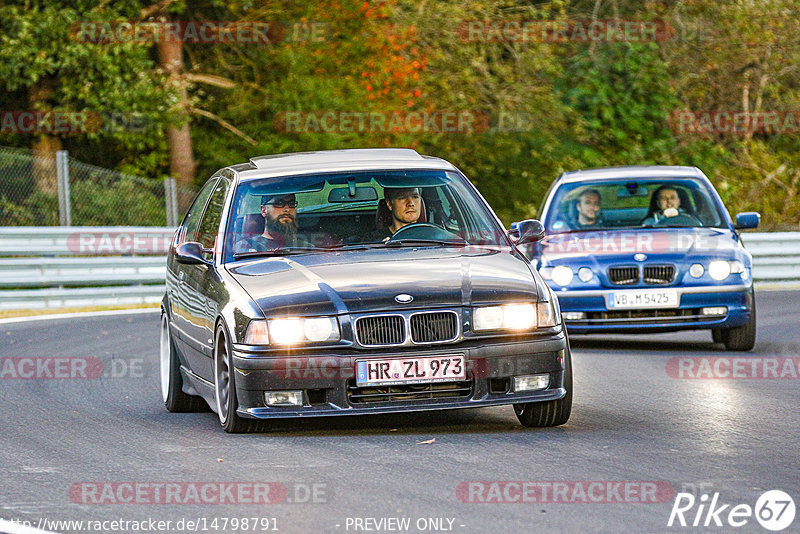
[369,187,422,241]
[642,186,687,226]
[235,193,309,252]
[571,188,602,229]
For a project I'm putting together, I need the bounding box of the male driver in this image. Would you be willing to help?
[572,188,602,228]
[235,193,307,252]
[370,187,422,241]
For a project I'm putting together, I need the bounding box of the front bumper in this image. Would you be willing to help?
[230,333,568,419]
[553,283,753,333]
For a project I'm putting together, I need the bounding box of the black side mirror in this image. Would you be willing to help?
[514,219,545,244]
[175,242,212,265]
[735,212,760,230]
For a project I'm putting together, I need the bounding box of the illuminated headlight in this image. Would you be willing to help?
[689,263,704,278]
[267,317,340,345]
[708,260,731,280]
[577,267,593,282]
[474,304,535,331]
[551,266,574,286]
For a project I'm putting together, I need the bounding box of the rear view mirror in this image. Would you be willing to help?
[175,242,212,265]
[328,186,378,202]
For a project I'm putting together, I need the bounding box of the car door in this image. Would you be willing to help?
[168,176,219,373]
[181,173,233,381]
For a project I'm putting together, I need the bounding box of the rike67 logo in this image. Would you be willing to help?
[668,490,795,531]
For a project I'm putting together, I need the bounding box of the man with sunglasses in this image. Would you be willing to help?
[235,193,311,252]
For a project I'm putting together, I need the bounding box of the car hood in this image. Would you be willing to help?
[536,227,741,265]
[227,247,543,317]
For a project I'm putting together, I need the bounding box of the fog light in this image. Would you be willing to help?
[701,306,728,316]
[514,374,550,392]
[265,390,303,406]
[562,311,586,321]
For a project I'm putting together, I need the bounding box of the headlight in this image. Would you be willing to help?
[474,302,560,331]
[551,266,574,286]
[266,317,340,345]
[577,267,593,282]
[474,304,535,331]
[689,263,704,278]
[708,260,731,280]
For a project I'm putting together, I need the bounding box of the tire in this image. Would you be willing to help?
[514,347,573,427]
[723,291,756,351]
[214,322,266,433]
[711,329,724,344]
[160,313,207,412]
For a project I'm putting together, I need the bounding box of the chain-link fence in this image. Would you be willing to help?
[0,145,196,226]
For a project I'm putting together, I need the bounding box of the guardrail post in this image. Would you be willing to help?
[56,150,72,226]
[164,177,178,227]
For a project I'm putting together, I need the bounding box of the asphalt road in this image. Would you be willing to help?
[1,290,799,534]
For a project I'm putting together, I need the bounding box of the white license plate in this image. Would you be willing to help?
[607,289,679,309]
[355,355,466,386]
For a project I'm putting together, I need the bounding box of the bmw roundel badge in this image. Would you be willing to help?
[395,294,414,304]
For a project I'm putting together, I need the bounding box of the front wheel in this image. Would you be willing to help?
[214,322,266,433]
[514,348,573,427]
[160,313,207,412]
[722,292,756,351]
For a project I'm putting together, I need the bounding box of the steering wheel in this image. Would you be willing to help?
[654,213,703,227]
[391,223,459,241]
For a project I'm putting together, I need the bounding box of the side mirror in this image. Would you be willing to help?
[514,219,545,244]
[735,212,760,230]
[175,242,212,265]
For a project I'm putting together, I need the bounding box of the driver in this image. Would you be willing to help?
[370,187,422,241]
[235,193,311,252]
[642,186,687,226]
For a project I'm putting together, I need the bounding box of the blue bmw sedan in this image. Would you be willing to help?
[525,166,760,351]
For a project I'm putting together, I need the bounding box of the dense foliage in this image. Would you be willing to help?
[1,0,798,228]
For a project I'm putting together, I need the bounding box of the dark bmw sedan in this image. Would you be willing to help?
[160,148,571,432]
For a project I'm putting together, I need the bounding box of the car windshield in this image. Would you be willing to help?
[223,169,508,261]
[544,178,726,234]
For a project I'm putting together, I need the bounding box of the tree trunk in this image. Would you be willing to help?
[157,36,196,186]
[29,79,61,195]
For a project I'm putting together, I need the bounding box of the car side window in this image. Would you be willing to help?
[196,178,231,252]
[181,178,219,243]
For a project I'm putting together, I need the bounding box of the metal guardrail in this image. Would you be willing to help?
[0,227,173,310]
[0,228,797,311]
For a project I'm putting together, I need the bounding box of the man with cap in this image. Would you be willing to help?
[235,193,310,252]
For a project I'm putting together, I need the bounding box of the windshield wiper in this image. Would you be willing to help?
[383,238,469,247]
[233,246,334,259]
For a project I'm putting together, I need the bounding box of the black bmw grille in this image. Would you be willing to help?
[410,312,458,343]
[355,315,405,346]
[643,264,675,285]
[609,266,639,285]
